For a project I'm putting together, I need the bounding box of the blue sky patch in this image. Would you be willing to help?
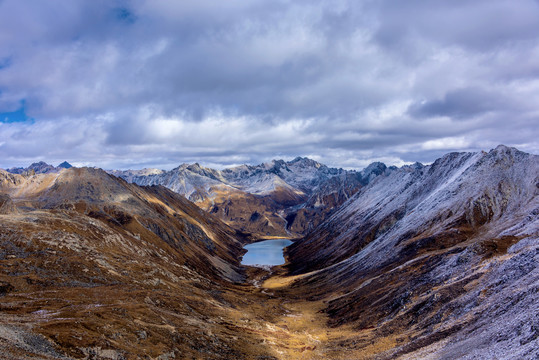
[0,101,32,123]
[113,7,136,24]
[0,57,12,70]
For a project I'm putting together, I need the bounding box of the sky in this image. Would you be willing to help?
[0,0,538,170]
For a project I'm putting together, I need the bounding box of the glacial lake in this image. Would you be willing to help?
[241,239,293,266]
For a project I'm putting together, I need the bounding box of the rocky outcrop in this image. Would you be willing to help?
[0,194,17,215]
[0,169,24,188]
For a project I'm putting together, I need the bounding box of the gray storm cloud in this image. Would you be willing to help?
[0,0,537,170]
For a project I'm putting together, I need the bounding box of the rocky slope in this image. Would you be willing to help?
[111,157,388,238]
[0,167,285,359]
[283,145,539,359]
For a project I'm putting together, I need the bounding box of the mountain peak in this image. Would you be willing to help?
[6,161,57,175]
[288,156,322,169]
[187,162,203,171]
[401,161,424,171]
[57,161,72,169]
[490,144,522,156]
[362,161,387,172]
[30,161,50,166]
[290,156,307,163]
[494,144,512,151]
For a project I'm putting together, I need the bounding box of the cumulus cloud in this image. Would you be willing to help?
[0,0,537,170]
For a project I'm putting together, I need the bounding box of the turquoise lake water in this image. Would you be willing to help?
[241,239,293,266]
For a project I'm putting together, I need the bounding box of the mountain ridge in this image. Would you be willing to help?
[282,144,538,358]
[110,157,389,237]
[5,161,73,175]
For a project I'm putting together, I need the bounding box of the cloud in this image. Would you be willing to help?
[421,137,471,151]
[0,0,537,170]
[373,0,539,51]
[407,87,517,120]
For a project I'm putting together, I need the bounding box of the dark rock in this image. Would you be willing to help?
[0,282,14,295]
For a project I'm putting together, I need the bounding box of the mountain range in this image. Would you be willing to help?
[0,145,537,359]
[110,158,390,238]
[6,161,72,175]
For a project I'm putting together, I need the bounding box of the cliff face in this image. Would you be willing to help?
[284,145,539,359]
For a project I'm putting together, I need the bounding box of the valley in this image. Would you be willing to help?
[0,145,537,359]
[3,1,538,359]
